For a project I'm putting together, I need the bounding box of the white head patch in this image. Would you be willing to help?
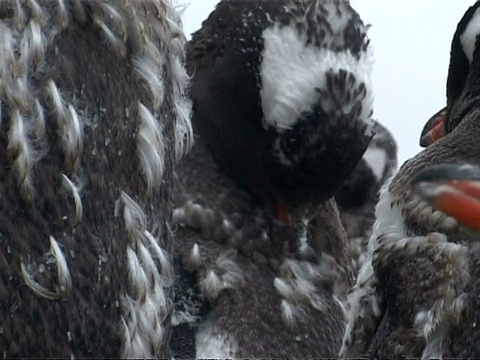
[461,6,480,63]
[259,19,374,133]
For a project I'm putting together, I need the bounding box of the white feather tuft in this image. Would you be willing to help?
[137,102,165,195]
[341,178,404,356]
[7,109,34,203]
[49,236,72,293]
[61,174,83,224]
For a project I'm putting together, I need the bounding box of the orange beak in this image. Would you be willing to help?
[413,164,480,231]
[419,107,447,147]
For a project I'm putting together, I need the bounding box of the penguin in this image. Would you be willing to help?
[341,1,480,358]
[186,0,375,225]
[172,0,376,357]
[0,1,192,357]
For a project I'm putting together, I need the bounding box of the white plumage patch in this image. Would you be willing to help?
[170,52,193,163]
[274,255,342,328]
[0,4,62,204]
[137,102,165,195]
[20,18,45,69]
[115,191,174,358]
[363,147,387,181]
[159,2,193,163]
[461,6,480,63]
[133,42,164,109]
[7,109,34,204]
[47,81,84,171]
[260,22,374,133]
[341,178,405,356]
[1,0,193,207]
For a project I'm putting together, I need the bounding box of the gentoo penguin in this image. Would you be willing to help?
[186,0,375,224]
[172,0,375,357]
[0,1,192,358]
[336,120,398,272]
[341,1,480,358]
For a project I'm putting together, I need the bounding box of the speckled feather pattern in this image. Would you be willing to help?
[0,0,191,357]
[342,92,480,358]
[180,0,378,357]
[173,141,352,358]
[340,9,480,348]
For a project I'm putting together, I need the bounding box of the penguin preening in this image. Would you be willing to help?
[342,1,480,358]
[172,0,376,357]
[0,0,192,357]
[186,0,375,225]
